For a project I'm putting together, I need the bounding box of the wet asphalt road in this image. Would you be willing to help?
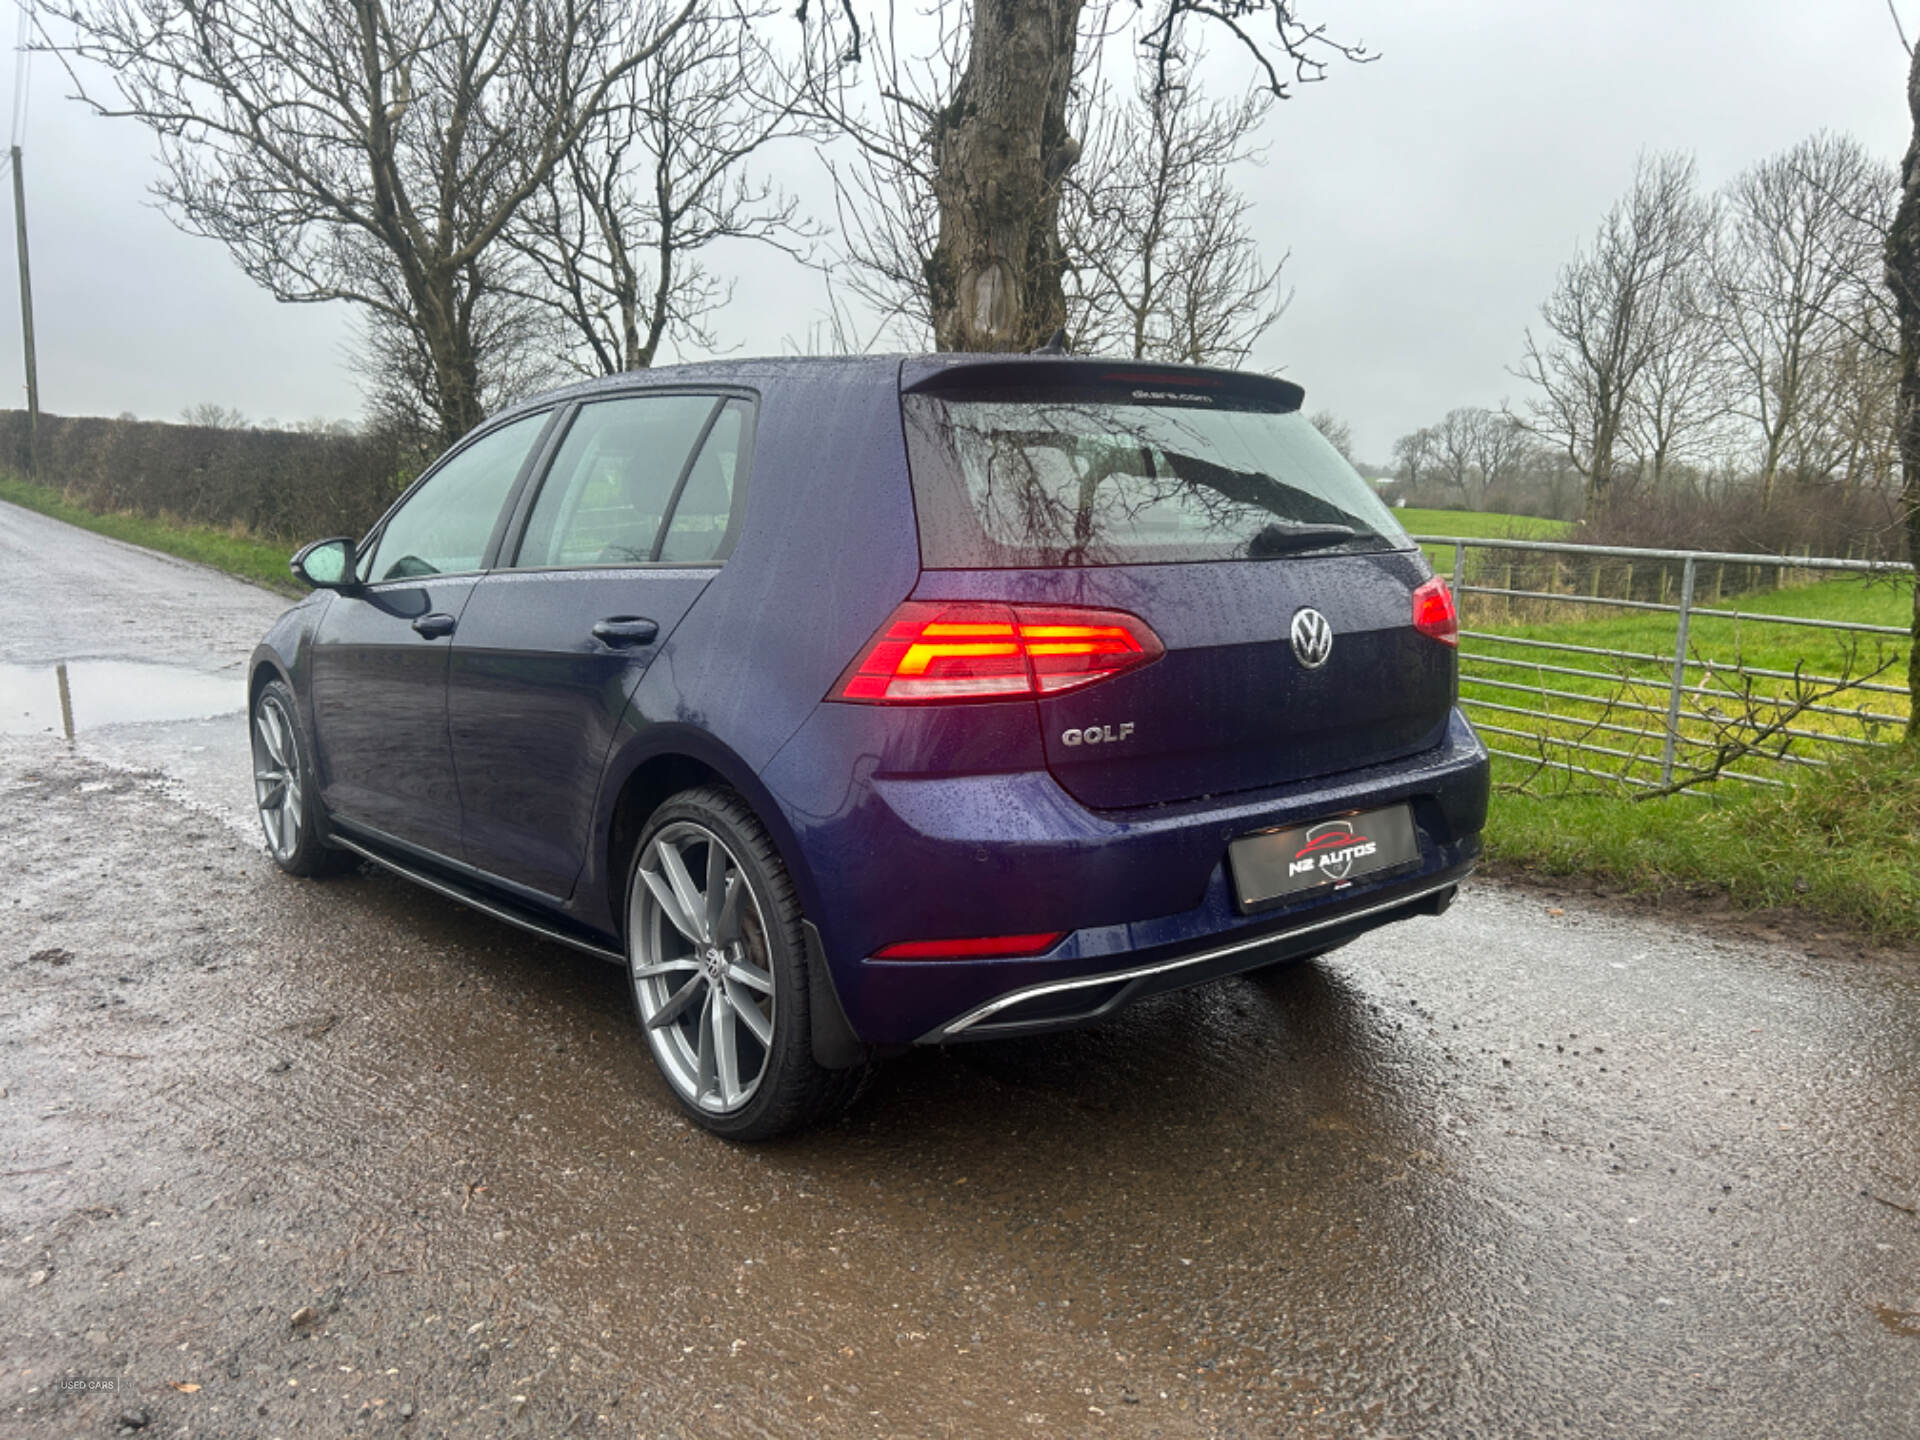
[3,496,1919,1440]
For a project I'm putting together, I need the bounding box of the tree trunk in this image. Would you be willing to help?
[415,266,487,448]
[1891,40,1920,743]
[1585,408,1618,519]
[1757,419,1787,509]
[926,0,1081,352]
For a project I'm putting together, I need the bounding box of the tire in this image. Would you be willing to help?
[624,785,863,1140]
[250,678,353,878]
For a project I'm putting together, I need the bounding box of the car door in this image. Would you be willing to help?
[309,410,553,857]
[447,392,754,898]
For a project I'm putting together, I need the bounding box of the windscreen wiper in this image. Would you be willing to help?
[1247,522,1359,558]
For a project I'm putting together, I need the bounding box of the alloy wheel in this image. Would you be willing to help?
[252,694,303,860]
[629,821,776,1114]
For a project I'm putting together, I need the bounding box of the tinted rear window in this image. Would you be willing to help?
[903,394,1410,568]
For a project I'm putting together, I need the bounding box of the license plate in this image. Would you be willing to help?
[1227,804,1420,910]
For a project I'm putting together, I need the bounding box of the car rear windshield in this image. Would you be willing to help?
[902,392,1411,568]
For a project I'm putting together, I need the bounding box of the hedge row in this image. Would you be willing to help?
[0,409,424,542]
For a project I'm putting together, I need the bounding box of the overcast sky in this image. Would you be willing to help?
[0,0,1912,462]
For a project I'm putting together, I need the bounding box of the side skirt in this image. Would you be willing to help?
[329,831,625,965]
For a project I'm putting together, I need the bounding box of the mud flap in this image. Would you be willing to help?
[802,919,866,1070]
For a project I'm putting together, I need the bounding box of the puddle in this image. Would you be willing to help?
[1876,1304,1920,1338]
[0,660,246,735]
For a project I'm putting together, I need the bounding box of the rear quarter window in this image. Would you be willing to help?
[903,394,1410,568]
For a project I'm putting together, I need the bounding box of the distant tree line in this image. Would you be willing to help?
[1,408,417,539]
[1385,134,1905,558]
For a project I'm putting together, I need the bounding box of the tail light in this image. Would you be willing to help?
[874,931,1066,960]
[833,602,1164,704]
[1412,577,1458,647]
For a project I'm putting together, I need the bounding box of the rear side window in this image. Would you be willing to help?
[659,400,751,564]
[903,394,1410,568]
[514,394,719,568]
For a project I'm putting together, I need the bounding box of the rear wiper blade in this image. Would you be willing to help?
[1247,523,1359,558]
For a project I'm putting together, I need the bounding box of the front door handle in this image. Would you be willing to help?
[412,612,457,639]
[592,616,660,648]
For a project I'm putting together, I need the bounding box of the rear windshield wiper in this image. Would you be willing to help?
[1247,522,1359,558]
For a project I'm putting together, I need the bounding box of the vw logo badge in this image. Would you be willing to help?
[1290,607,1334,669]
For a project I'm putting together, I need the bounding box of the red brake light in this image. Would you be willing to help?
[834,602,1164,704]
[874,931,1066,960]
[1412,576,1458,646]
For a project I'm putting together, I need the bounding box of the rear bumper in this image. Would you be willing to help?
[915,862,1471,1043]
[762,706,1490,1047]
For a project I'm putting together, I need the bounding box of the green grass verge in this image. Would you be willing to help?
[0,472,300,595]
[1485,745,1920,941]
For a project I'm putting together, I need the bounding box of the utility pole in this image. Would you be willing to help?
[11,144,38,477]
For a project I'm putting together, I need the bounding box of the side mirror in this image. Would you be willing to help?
[291,537,359,592]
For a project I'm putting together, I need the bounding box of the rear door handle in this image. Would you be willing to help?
[592,616,659,648]
[411,612,457,639]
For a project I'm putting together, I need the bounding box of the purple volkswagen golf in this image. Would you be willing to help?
[248,355,1489,1138]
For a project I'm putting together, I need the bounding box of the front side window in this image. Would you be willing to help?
[514,395,720,568]
[363,412,547,582]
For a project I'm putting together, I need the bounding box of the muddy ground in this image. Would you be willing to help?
[4,498,1919,1439]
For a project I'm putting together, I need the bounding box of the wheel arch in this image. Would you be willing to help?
[594,727,866,1068]
[247,644,294,711]
[595,726,822,944]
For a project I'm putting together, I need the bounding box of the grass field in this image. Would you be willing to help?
[0,472,301,596]
[1396,506,1573,575]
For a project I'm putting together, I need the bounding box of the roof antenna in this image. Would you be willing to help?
[1032,327,1069,355]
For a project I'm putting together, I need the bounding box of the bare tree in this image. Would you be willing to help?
[1308,409,1353,463]
[808,0,969,350]
[805,0,1364,353]
[354,249,569,442]
[1715,133,1895,505]
[1415,407,1529,510]
[1624,209,1729,490]
[1468,408,1534,503]
[1065,60,1285,364]
[505,2,822,375]
[1392,426,1438,492]
[816,8,1287,365]
[180,404,251,430]
[1427,407,1480,506]
[47,0,694,446]
[1799,320,1901,494]
[1515,152,1710,517]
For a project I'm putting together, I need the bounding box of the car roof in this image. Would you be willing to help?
[490,353,1303,426]
[490,355,906,425]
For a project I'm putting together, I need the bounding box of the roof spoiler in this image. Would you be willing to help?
[899,355,1304,412]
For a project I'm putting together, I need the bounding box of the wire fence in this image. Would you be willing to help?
[1410,534,1915,794]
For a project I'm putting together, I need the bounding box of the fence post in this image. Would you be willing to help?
[1660,556,1698,787]
[1451,540,1466,623]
